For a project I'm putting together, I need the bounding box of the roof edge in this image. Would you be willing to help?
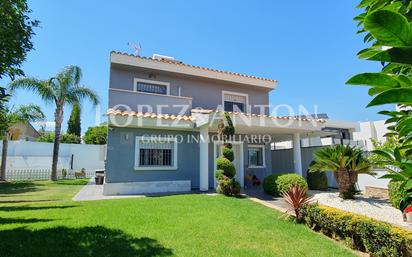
[110,51,277,90]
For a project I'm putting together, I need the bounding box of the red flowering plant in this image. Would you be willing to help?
[404,206,412,213]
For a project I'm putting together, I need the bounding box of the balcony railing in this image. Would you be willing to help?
[109,88,193,115]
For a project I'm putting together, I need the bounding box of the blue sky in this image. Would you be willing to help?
[2,0,388,133]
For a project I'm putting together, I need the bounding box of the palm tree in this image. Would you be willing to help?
[0,104,45,181]
[9,66,99,181]
[309,145,372,199]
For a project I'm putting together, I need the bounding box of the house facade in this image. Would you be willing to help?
[104,52,351,195]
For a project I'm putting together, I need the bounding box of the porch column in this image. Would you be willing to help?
[292,132,303,176]
[199,125,209,191]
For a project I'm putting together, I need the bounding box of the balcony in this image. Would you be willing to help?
[109,88,193,115]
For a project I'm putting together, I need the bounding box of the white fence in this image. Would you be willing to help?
[0,140,106,181]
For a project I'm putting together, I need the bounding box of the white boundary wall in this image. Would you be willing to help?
[0,140,106,172]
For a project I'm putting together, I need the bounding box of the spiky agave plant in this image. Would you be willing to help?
[282,186,313,223]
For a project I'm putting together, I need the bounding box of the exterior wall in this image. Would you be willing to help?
[208,137,272,187]
[243,142,272,183]
[107,127,275,189]
[10,123,40,141]
[109,89,193,115]
[0,140,105,172]
[271,146,339,188]
[353,120,389,151]
[358,169,390,190]
[109,66,270,114]
[106,127,201,187]
[271,146,391,190]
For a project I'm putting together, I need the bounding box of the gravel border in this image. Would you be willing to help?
[309,190,412,230]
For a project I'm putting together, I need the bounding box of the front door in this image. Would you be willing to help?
[214,143,244,188]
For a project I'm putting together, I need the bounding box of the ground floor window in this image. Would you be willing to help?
[248,145,265,168]
[135,136,177,170]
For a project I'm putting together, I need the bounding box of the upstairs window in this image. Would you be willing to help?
[224,101,245,112]
[222,91,248,113]
[134,78,170,95]
[134,136,177,170]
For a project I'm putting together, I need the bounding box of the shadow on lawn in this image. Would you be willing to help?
[0,217,53,225]
[0,205,76,212]
[0,199,55,204]
[0,226,173,257]
[0,182,42,195]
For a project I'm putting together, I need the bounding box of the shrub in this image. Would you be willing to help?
[215,170,224,180]
[216,157,236,178]
[277,174,307,194]
[263,174,279,196]
[300,204,412,257]
[37,132,81,144]
[222,147,234,162]
[389,181,405,209]
[307,171,328,191]
[217,177,240,196]
[263,173,308,196]
[83,125,107,145]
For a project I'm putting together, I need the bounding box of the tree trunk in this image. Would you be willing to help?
[0,136,8,181]
[335,168,355,199]
[51,105,63,181]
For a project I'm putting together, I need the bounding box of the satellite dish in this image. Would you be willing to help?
[128,42,141,56]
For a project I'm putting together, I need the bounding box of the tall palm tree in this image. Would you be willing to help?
[9,66,99,181]
[309,145,372,199]
[0,104,45,181]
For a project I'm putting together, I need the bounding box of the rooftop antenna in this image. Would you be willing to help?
[128,42,141,56]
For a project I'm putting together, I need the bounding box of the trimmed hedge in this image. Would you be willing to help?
[216,157,236,178]
[217,177,240,196]
[263,173,308,196]
[389,181,405,209]
[301,204,412,257]
[307,171,328,191]
[222,147,234,162]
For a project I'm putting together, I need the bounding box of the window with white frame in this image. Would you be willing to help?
[248,145,265,168]
[222,91,248,112]
[133,78,169,95]
[135,136,177,170]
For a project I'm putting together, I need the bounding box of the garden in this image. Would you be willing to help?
[0,180,356,257]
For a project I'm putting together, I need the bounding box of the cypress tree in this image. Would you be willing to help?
[67,103,81,136]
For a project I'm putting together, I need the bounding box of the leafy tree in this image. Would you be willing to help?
[83,125,107,145]
[36,132,54,143]
[0,104,44,181]
[309,145,372,199]
[9,66,99,181]
[368,137,402,166]
[61,133,81,144]
[67,103,81,136]
[347,1,412,211]
[0,0,39,79]
[0,87,9,112]
[37,133,81,144]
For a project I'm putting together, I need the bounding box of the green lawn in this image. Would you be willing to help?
[0,180,356,257]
